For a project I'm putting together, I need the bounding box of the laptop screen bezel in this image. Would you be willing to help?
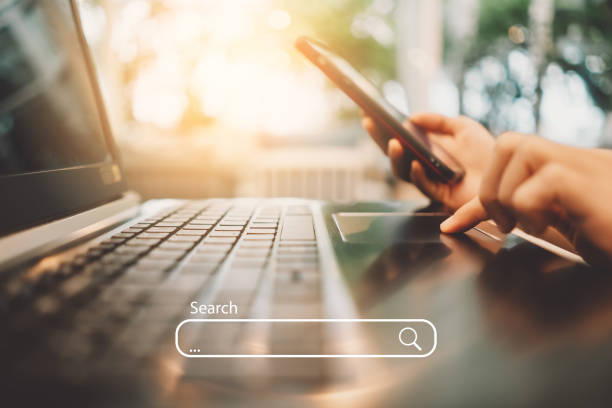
[0,0,129,237]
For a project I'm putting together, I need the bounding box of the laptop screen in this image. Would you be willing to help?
[0,0,127,236]
[1,0,112,174]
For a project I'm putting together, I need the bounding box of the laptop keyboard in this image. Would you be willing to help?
[1,200,322,365]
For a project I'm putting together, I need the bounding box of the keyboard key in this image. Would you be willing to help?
[169,235,201,242]
[71,254,90,268]
[234,249,270,258]
[190,253,226,263]
[120,269,166,284]
[253,218,278,223]
[148,226,177,233]
[206,237,237,244]
[286,205,311,214]
[215,225,243,231]
[249,223,277,228]
[99,253,139,266]
[115,246,149,255]
[126,238,161,247]
[158,241,194,250]
[189,220,215,225]
[199,213,224,218]
[112,232,136,239]
[197,244,232,253]
[246,228,276,234]
[175,211,197,216]
[281,216,315,241]
[58,275,92,298]
[194,215,219,220]
[209,231,241,237]
[276,267,319,284]
[276,263,319,273]
[174,215,196,220]
[95,242,116,251]
[133,258,176,270]
[244,234,275,240]
[176,229,208,236]
[86,248,106,258]
[177,263,218,276]
[231,259,267,268]
[154,275,211,298]
[146,249,186,260]
[223,268,263,290]
[274,285,320,304]
[183,224,212,230]
[140,232,170,239]
[278,246,318,254]
[155,222,183,227]
[219,221,247,226]
[102,237,127,245]
[133,223,153,228]
[123,227,144,234]
[240,241,272,248]
[279,241,317,247]
[277,254,319,263]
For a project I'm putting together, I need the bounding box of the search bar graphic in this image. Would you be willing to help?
[176,319,436,358]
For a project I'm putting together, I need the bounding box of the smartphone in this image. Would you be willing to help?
[295,36,465,184]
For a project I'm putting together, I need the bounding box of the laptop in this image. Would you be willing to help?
[3,1,604,407]
[0,0,415,399]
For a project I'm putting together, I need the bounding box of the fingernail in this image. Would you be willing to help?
[440,217,453,232]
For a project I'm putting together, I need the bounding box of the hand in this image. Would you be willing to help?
[362,112,494,210]
[440,132,612,266]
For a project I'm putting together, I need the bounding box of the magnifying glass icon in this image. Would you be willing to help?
[398,327,422,351]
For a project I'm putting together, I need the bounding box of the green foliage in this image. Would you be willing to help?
[446,0,612,132]
[466,0,530,64]
[551,0,612,110]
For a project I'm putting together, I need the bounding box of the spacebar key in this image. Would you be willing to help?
[281,216,315,241]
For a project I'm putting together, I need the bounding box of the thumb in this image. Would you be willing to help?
[440,197,488,233]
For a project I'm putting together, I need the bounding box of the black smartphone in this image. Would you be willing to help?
[295,36,465,184]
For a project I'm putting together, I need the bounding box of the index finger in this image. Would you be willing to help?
[410,112,466,135]
[440,197,489,233]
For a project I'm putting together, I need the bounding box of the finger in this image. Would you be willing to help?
[410,160,443,202]
[410,112,466,135]
[428,133,455,152]
[497,149,532,209]
[440,197,488,233]
[511,164,575,236]
[479,133,527,232]
[495,150,532,233]
[497,138,550,208]
[362,116,389,152]
[388,139,413,180]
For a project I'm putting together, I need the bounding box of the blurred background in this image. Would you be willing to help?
[76,0,612,201]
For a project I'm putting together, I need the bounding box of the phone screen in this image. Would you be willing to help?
[308,41,406,122]
[296,36,464,183]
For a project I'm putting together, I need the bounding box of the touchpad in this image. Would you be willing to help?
[333,212,449,244]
